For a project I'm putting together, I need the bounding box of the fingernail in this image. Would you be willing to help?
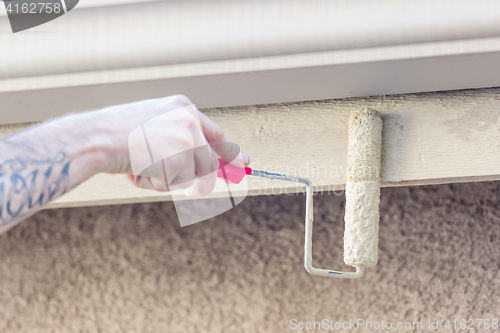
[184,186,202,198]
[240,151,250,165]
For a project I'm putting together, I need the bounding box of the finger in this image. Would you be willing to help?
[184,171,217,197]
[197,111,250,167]
[150,176,170,191]
[168,156,195,191]
[124,174,138,187]
[131,161,166,182]
[162,150,191,186]
[126,162,171,191]
[135,175,169,191]
[184,144,219,197]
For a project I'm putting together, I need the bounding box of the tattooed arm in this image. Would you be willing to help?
[0,114,107,233]
[0,95,250,234]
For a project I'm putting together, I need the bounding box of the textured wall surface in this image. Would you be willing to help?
[0,181,499,332]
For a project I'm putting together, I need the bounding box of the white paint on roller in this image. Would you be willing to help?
[344,109,382,267]
[344,181,380,266]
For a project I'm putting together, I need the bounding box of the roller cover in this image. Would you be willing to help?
[343,108,382,267]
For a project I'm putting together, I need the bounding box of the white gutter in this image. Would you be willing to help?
[1,0,500,124]
[1,0,500,79]
[0,0,163,15]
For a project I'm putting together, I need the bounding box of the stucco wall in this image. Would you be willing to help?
[1,181,499,332]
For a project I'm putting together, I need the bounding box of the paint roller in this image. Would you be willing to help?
[343,108,382,269]
[217,108,382,278]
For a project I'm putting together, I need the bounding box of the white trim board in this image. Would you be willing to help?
[2,88,500,208]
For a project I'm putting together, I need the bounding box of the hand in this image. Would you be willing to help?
[85,95,250,197]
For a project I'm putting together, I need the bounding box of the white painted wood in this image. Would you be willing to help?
[2,88,500,208]
[2,0,500,125]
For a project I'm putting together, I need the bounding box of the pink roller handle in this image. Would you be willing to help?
[217,158,252,184]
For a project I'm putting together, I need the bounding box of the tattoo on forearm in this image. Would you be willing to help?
[0,152,71,227]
